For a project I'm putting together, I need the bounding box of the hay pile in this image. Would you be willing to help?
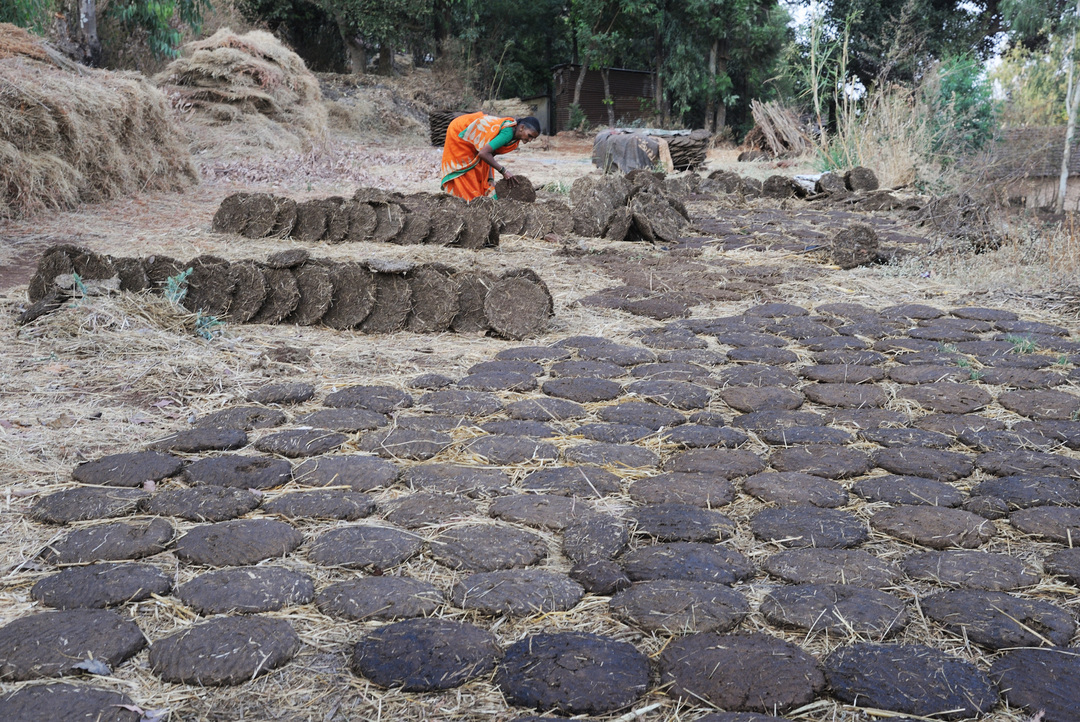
[0,22,48,61]
[23,245,555,339]
[211,189,573,245]
[154,29,328,157]
[0,24,196,219]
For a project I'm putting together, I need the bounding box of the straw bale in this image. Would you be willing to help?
[154,29,327,158]
[0,49,196,218]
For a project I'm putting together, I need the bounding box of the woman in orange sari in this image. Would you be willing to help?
[441,113,541,200]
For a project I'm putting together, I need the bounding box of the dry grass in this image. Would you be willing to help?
[0,49,196,219]
[155,29,328,160]
[824,82,952,191]
[878,211,1080,317]
[0,23,48,61]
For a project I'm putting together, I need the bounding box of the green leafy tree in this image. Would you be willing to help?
[240,0,347,72]
[992,39,1070,126]
[925,55,998,158]
[0,0,54,33]
[448,0,571,99]
[318,0,433,73]
[809,0,1006,85]
[564,0,655,126]
[107,0,213,58]
[661,0,789,132]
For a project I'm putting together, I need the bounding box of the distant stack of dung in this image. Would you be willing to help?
[23,245,555,339]
[666,130,711,171]
[428,109,472,146]
[212,188,575,245]
[569,171,691,243]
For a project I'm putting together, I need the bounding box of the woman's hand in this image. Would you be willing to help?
[501,168,514,180]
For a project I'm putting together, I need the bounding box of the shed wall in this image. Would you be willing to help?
[552,65,654,131]
[1002,178,1080,212]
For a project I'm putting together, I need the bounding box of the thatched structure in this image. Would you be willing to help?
[0,24,196,219]
[154,29,328,158]
[985,127,1080,211]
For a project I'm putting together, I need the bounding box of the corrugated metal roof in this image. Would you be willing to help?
[988,126,1080,179]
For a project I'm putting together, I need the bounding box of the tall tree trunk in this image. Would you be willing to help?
[704,39,718,133]
[78,0,101,66]
[434,0,452,48]
[572,62,587,107]
[1058,0,1080,214]
[376,44,394,75]
[653,13,664,125]
[714,40,728,134]
[336,17,366,74]
[660,74,670,127]
[601,67,614,127]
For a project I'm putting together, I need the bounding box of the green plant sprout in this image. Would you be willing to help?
[70,271,88,297]
[1005,335,1038,354]
[194,312,224,340]
[164,268,193,305]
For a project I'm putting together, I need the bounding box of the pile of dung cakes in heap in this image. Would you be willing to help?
[212,187,575,245]
[666,129,711,170]
[22,245,554,339]
[569,170,694,243]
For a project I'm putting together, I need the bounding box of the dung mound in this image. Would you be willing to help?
[832,224,880,269]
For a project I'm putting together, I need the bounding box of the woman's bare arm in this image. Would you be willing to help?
[477,144,512,179]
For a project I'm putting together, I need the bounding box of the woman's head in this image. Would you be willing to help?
[514,116,541,143]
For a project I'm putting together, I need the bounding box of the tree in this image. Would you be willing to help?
[318,0,433,74]
[661,0,789,132]
[810,0,1006,86]
[2,0,208,63]
[241,0,347,72]
[992,38,1070,126]
[453,0,570,99]
[107,0,212,58]
[1004,0,1080,213]
[0,0,54,32]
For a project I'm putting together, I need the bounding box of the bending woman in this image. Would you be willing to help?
[440,114,540,200]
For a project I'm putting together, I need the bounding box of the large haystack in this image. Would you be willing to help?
[0,24,197,219]
[155,29,328,157]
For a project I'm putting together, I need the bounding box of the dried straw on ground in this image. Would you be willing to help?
[154,29,327,158]
[0,24,196,219]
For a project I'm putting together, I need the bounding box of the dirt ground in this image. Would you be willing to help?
[1,126,1078,722]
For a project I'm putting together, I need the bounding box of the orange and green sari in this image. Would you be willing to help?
[440,112,520,200]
